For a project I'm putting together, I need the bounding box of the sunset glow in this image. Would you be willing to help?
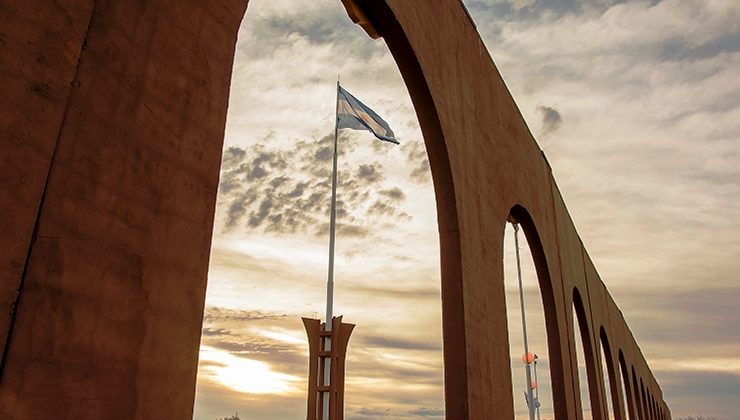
[198,346,302,395]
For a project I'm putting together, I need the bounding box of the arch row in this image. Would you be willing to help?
[363,2,677,414]
[508,205,670,419]
[0,0,671,418]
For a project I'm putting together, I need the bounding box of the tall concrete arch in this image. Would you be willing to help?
[620,350,638,420]
[0,0,671,418]
[507,205,571,418]
[600,327,626,420]
[572,287,604,419]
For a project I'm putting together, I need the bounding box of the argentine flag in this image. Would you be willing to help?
[337,85,398,144]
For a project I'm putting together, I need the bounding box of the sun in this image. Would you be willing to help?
[199,346,302,395]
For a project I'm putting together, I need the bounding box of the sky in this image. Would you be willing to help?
[192,0,740,419]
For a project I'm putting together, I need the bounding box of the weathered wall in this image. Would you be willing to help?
[0,0,246,417]
[0,0,95,365]
[0,0,670,418]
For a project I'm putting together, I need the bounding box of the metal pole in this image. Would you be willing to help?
[322,78,341,420]
[326,79,340,331]
[534,355,541,420]
[514,223,535,420]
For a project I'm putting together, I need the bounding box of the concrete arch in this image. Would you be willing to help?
[364,3,468,416]
[599,327,625,420]
[632,366,644,420]
[0,0,672,418]
[507,204,569,416]
[619,350,638,420]
[640,378,648,420]
[572,287,604,419]
[652,394,657,420]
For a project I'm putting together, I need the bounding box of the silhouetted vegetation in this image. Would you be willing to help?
[676,417,719,420]
[216,413,241,420]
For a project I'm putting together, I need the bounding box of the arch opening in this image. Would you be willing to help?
[505,206,569,419]
[631,366,643,420]
[503,213,554,418]
[618,351,636,420]
[640,378,648,420]
[193,0,455,418]
[572,288,601,420]
[599,328,619,420]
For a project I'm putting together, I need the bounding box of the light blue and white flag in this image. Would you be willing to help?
[337,85,398,144]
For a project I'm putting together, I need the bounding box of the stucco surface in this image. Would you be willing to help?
[0,0,95,362]
[0,0,670,418]
[0,0,246,417]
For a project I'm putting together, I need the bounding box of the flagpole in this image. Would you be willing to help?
[321,77,340,420]
[326,78,340,331]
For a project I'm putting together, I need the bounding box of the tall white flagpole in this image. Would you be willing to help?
[326,78,340,329]
[322,77,341,420]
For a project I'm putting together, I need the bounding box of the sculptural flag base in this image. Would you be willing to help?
[302,316,355,420]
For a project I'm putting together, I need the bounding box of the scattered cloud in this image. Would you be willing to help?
[201,328,236,337]
[537,104,562,135]
[656,369,740,419]
[216,134,413,237]
[353,406,444,419]
[358,335,442,352]
[204,307,290,323]
[404,141,432,184]
[379,187,406,202]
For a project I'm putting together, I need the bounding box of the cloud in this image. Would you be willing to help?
[207,337,295,357]
[537,104,562,134]
[200,306,308,372]
[404,141,431,184]
[215,135,413,237]
[221,146,246,170]
[358,335,442,351]
[356,164,383,183]
[202,328,236,337]
[352,406,444,419]
[203,307,290,323]
[379,187,406,202]
[656,369,740,418]
[611,286,740,356]
[408,407,445,417]
[315,145,332,161]
[512,0,536,11]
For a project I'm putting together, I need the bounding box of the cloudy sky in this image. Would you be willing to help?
[192,1,740,419]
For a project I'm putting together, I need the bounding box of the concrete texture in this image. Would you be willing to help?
[0,0,670,418]
[0,0,95,367]
[0,0,246,417]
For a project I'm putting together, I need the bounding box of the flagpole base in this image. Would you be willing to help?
[303,316,355,420]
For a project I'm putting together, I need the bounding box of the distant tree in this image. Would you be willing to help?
[216,413,241,420]
[676,417,720,420]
